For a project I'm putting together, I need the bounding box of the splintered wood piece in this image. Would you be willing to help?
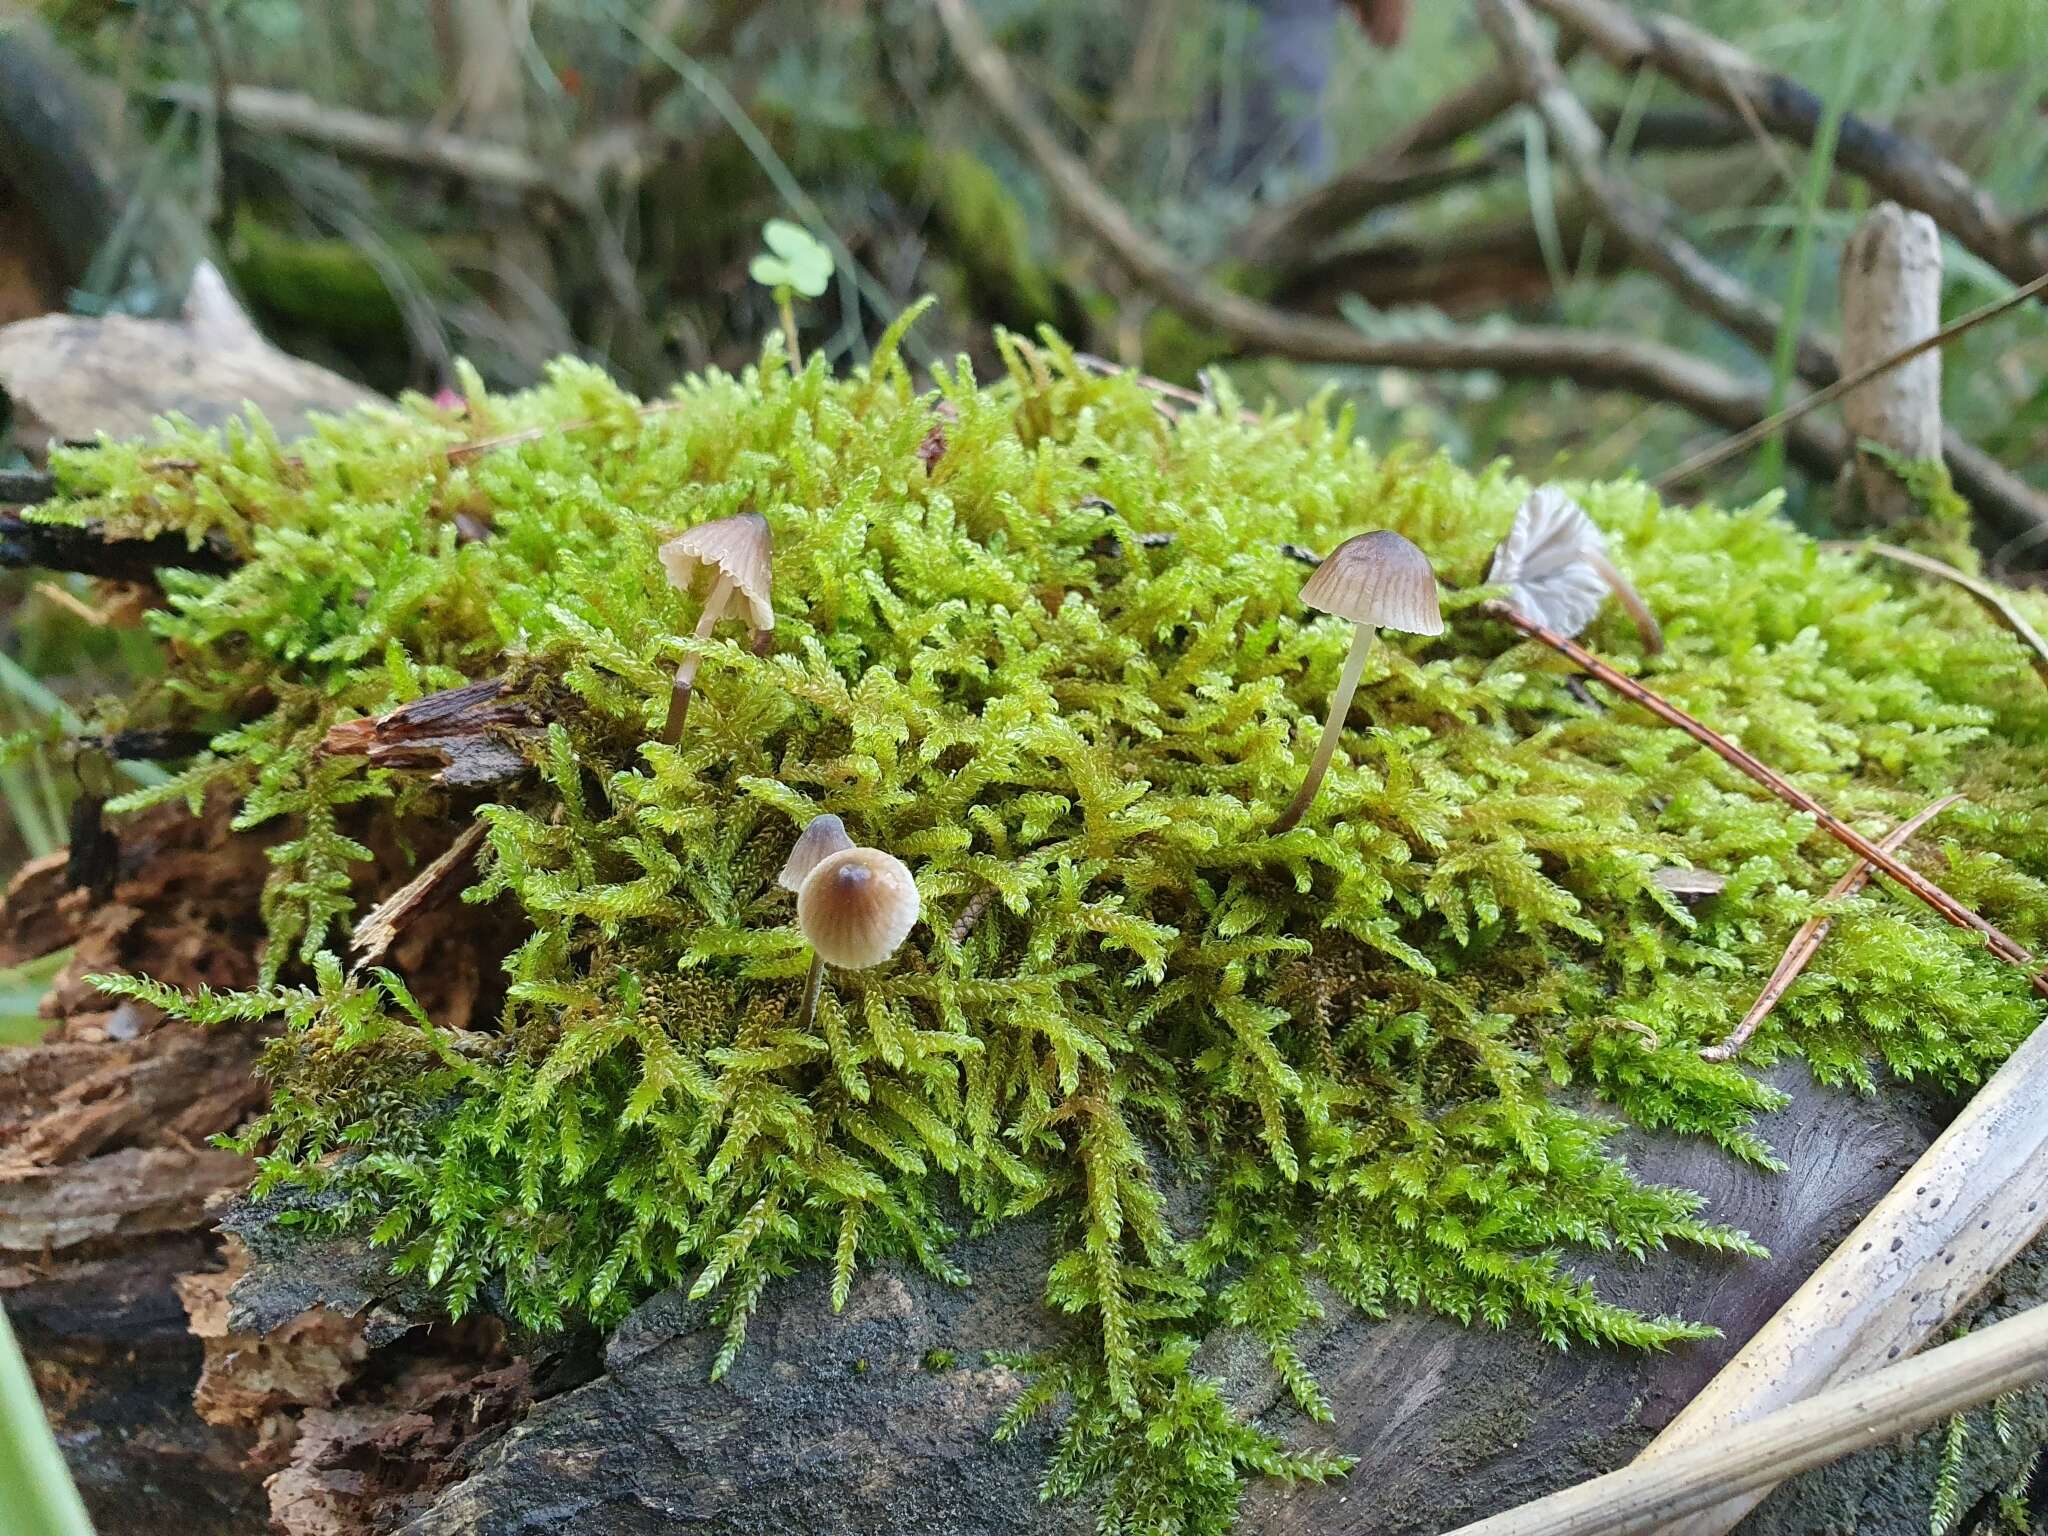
[351,821,489,964]
[319,678,539,788]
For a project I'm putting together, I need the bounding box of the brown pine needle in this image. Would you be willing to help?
[1656,269,2048,490]
[1702,793,1964,1062]
[1487,600,2047,994]
[1825,540,2048,691]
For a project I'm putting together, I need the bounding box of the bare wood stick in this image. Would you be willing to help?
[1700,793,1961,1062]
[1486,601,2047,989]
[1840,205,1945,526]
[928,0,1849,482]
[155,81,649,196]
[1528,0,2048,289]
[1445,1301,2048,1536]
[1477,0,2048,540]
[1824,540,2048,690]
[1654,269,2048,492]
[1635,1006,2048,1535]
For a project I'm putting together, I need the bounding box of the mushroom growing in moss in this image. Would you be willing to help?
[1270,530,1443,835]
[780,818,920,1031]
[657,513,774,744]
[1488,487,1661,652]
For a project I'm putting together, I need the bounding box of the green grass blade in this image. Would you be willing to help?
[0,1308,95,1536]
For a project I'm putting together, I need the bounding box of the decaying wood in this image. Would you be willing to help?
[1640,997,2048,1535]
[319,677,539,788]
[0,263,381,460]
[1701,794,1962,1062]
[1840,205,1945,526]
[1448,1301,2048,1536]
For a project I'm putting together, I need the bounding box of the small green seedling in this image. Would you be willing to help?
[750,219,833,369]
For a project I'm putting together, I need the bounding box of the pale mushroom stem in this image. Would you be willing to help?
[1584,550,1664,654]
[796,953,825,1033]
[1270,624,1377,835]
[660,571,734,745]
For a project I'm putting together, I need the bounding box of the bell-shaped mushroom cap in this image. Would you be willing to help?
[780,813,854,893]
[659,512,775,631]
[1487,487,1610,639]
[796,846,921,969]
[1299,530,1444,636]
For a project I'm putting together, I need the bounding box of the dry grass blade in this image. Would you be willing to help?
[1825,540,2048,690]
[1655,270,2048,490]
[1701,792,1962,1062]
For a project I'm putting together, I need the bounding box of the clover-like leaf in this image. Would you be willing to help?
[750,219,834,299]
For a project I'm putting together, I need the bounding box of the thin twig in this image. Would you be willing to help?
[1653,270,2048,492]
[1487,601,2047,991]
[1701,793,1962,1062]
[1824,541,2048,690]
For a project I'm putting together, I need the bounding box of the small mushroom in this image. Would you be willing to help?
[782,821,920,1031]
[1270,530,1443,835]
[779,813,853,893]
[657,512,774,744]
[1488,487,1662,652]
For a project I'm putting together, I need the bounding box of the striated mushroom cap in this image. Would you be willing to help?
[1487,487,1611,639]
[1299,529,1443,636]
[796,846,920,969]
[659,512,775,631]
[780,814,854,893]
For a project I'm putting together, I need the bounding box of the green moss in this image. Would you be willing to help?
[48,316,2048,1533]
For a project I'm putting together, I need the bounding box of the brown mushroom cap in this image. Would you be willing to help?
[1299,530,1443,636]
[1487,488,1610,638]
[796,846,921,969]
[780,814,854,893]
[659,512,774,631]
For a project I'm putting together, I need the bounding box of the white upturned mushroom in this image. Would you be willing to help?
[1488,487,1662,652]
[657,512,774,743]
[1270,530,1443,835]
[780,817,920,1031]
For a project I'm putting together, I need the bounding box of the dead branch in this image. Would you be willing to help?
[1237,43,1584,265]
[1477,0,2048,541]
[1528,0,2048,291]
[1701,793,1962,1062]
[929,0,1850,482]
[154,82,652,199]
